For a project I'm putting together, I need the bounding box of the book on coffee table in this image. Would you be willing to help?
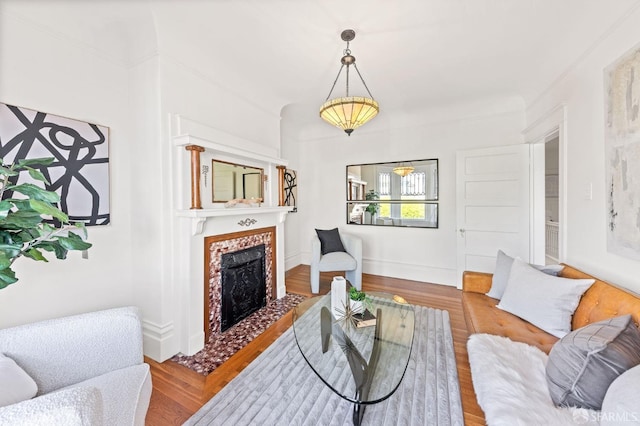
[354,309,377,328]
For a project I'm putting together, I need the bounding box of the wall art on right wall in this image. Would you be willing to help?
[604,43,640,260]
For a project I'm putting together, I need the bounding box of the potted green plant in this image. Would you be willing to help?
[0,157,92,289]
[349,286,370,314]
[365,189,379,224]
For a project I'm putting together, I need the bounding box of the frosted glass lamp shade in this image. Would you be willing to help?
[319,97,379,136]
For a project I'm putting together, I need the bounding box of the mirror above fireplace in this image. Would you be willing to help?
[212,159,264,203]
[346,159,439,228]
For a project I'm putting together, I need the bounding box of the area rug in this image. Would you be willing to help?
[172,293,306,375]
[467,334,599,426]
[184,306,463,426]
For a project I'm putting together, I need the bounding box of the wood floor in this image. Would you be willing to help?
[145,266,485,425]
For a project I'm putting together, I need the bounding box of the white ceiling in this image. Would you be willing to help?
[3,0,640,114]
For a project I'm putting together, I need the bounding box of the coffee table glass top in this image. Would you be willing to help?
[292,292,415,405]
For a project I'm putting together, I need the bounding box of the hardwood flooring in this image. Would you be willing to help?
[145,266,485,425]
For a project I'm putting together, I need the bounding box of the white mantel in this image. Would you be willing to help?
[162,115,293,358]
[176,206,292,235]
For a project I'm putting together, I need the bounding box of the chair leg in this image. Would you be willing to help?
[346,270,361,291]
[310,267,320,293]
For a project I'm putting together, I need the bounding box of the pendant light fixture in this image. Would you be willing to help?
[393,165,415,177]
[319,29,379,136]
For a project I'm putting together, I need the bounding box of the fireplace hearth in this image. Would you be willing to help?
[220,244,266,332]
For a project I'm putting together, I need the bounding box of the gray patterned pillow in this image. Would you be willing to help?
[546,315,640,410]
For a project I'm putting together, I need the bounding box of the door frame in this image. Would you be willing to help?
[522,104,567,265]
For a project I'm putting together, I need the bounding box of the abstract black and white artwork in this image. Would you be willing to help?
[283,169,297,213]
[0,102,110,226]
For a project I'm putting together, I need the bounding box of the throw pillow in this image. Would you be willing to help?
[486,250,564,299]
[497,259,594,338]
[546,315,640,411]
[315,228,346,255]
[0,353,38,407]
[601,364,640,425]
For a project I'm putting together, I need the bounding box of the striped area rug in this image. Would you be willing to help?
[185,306,463,426]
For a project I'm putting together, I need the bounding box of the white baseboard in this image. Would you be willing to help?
[363,258,457,286]
[296,251,457,287]
[142,319,181,362]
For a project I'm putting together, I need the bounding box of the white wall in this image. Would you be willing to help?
[526,7,640,293]
[0,9,135,327]
[282,97,525,286]
[0,6,283,363]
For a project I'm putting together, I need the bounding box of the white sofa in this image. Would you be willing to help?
[0,306,152,425]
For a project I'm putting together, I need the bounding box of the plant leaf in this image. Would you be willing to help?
[0,200,13,220]
[0,267,18,288]
[29,199,68,223]
[8,183,60,204]
[0,244,23,260]
[0,210,43,229]
[0,167,19,177]
[23,248,48,262]
[25,167,49,184]
[38,241,68,259]
[55,232,92,251]
[16,157,55,168]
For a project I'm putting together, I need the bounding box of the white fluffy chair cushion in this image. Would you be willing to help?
[0,354,37,407]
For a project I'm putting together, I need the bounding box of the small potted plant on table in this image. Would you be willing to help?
[349,286,369,314]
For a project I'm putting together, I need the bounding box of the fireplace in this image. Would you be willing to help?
[220,244,267,332]
[204,227,276,341]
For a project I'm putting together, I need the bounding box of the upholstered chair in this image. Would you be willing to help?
[310,232,362,293]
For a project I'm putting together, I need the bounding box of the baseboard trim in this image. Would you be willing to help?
[142,319,180,362]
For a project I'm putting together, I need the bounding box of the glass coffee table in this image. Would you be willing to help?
[292,292,415,426]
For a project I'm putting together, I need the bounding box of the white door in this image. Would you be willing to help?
[455,144,531,288]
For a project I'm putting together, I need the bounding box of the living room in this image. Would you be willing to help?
[2,0,640,424]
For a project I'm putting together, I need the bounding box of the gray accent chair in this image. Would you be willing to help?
[0,306,152,425]
[310,233,362,293]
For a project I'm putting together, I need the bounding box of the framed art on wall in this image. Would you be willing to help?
[0,102,110,226]
[604,44,640,259]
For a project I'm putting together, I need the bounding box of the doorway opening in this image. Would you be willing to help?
[544,136,560,264]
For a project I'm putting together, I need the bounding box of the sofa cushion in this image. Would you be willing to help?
[487,250,564,299]
[0,386,102,426]
[546,315,640,410]
[315,228,347,255]
[318,251,357,271]
[601,364,640,425]
[497,259,594,338]
[462,291,559,353]
[0,353,38,407]
[63,363,151,426]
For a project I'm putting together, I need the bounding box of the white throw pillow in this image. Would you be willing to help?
[497,259,594,338]
[487,250,564,300]
[601,364,640,425]
[0,353,38,407]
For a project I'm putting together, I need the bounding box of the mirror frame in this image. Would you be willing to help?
[211,159,264,203]
[345,159,439,229]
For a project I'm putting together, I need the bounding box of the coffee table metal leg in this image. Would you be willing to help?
[319,307,384,426]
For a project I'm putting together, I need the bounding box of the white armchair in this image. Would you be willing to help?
[0,306,152,426]
[310,232,362,293]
